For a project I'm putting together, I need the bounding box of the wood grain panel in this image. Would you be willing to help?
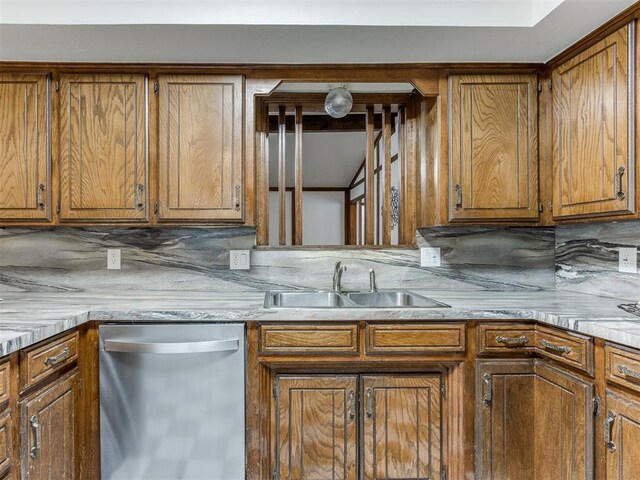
[362,375,442,480]
[0,412,10,477]
[605,343,640,395]
[0,73,50,221]
[0,362,9,408]
[534,362,593,480]
[20,332,79,391]
[536,325,594,375]
[158,74,243,222]
[449,74,539,221]
[605,389,640,480]
[477,322,536,355]
[259,324,359,355]
[275,375,357,480]
[476,360,536,480]
[21,369,78,480]
[552,23,634,218]
[58,73,147,222]
[366,323,465,354]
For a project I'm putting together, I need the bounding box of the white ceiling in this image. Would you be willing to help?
[0,0,566,27]
[268,131,366,188]
[0,0,634,62]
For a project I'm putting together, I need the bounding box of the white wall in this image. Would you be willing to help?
[269,191,344,246]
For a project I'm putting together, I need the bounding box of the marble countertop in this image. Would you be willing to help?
[1,289,639,356]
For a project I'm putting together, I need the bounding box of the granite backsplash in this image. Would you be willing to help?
[0,226,556,293]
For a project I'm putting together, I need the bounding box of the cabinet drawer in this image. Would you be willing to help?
[20,331,79,390]
[0,411,10,476]
[365,323,465,354]
[605,343,640,394]
[535,326,593,375]
[259,324,359,355]
[477,323,535,354]
[0,362,10,407]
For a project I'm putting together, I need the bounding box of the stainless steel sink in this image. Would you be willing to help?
[264,291,356,308]
[264,290,449,309]
[345,291,450,308]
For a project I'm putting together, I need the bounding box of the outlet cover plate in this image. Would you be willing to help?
[230,250,251,270]
[421,247,441,267]
[107,249,121,270]
[619,247,638,273]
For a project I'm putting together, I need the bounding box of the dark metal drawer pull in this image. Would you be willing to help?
[496,335,529,346]
[539,339,572,355]
[483,373,492,407]
[43,347,70,367]
[604,411,617,452]
[30,415,40,459]
[617,364,640,381]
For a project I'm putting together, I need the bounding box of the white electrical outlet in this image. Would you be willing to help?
[107,249,121,270]
[421,247,441,267]
[230,250,250,270]
[619,247,638,273]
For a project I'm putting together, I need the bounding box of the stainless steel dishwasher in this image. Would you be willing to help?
[99,324,245,480]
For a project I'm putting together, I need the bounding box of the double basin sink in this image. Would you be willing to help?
[264,290,450,309]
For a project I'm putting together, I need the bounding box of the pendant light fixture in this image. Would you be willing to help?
[324,86,353,118]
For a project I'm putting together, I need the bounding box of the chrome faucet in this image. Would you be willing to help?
[333,261,347,292]
[369,269,377,293]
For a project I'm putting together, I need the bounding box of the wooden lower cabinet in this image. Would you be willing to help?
[274,376,358,480]
[20,370,79,480]
[362,375,442,480]
[477,360,593,480]
[273,374,443,480]
[604,389,640,480]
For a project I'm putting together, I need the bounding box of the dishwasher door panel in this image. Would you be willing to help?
[99,324,245,480]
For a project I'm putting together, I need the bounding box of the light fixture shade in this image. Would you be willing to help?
[325,87,353,118]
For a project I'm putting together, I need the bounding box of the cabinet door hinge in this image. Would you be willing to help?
[273,379,280,398]
[154,81,159,95]
[538,202,544,213]
[441,465,447,480]
[153,201,159,215]
[548,79,553,90]
[549,202,553,213]
[55,81,60,93]
[593,395,602,417]
[272,467,278,480]
[537,82,542,93]
[440,381,446,398]
[56,202,60,214]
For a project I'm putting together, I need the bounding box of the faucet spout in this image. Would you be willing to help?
[333,261,347,292]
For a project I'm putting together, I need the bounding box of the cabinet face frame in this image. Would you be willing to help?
[157,74,244,222]
[552,22,635,219]
[449,74,540,222]
[58,73,149,222]
[0,73,51,222]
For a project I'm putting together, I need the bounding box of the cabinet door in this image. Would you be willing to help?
[158,75,243,222]
[477,361,593,480]
[274,375,357,480]
[604,389,640,480]
[449,74,539,221]
[534,362,593,480]
[552,23,634,218]
[0,73,50,221]
[362,375,442,480]
[476,360,536,480]
[59,74,148,222]
[21,370,78,480]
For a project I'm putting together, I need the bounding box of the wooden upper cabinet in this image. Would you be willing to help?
[362,375,442,480]
[449,74,539,221]
[158,75,244,222]
[605,389,640,480]
[0,73,50,222]
[58,73,148,222]
[274,375,358,480]
[552,23,634,219]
